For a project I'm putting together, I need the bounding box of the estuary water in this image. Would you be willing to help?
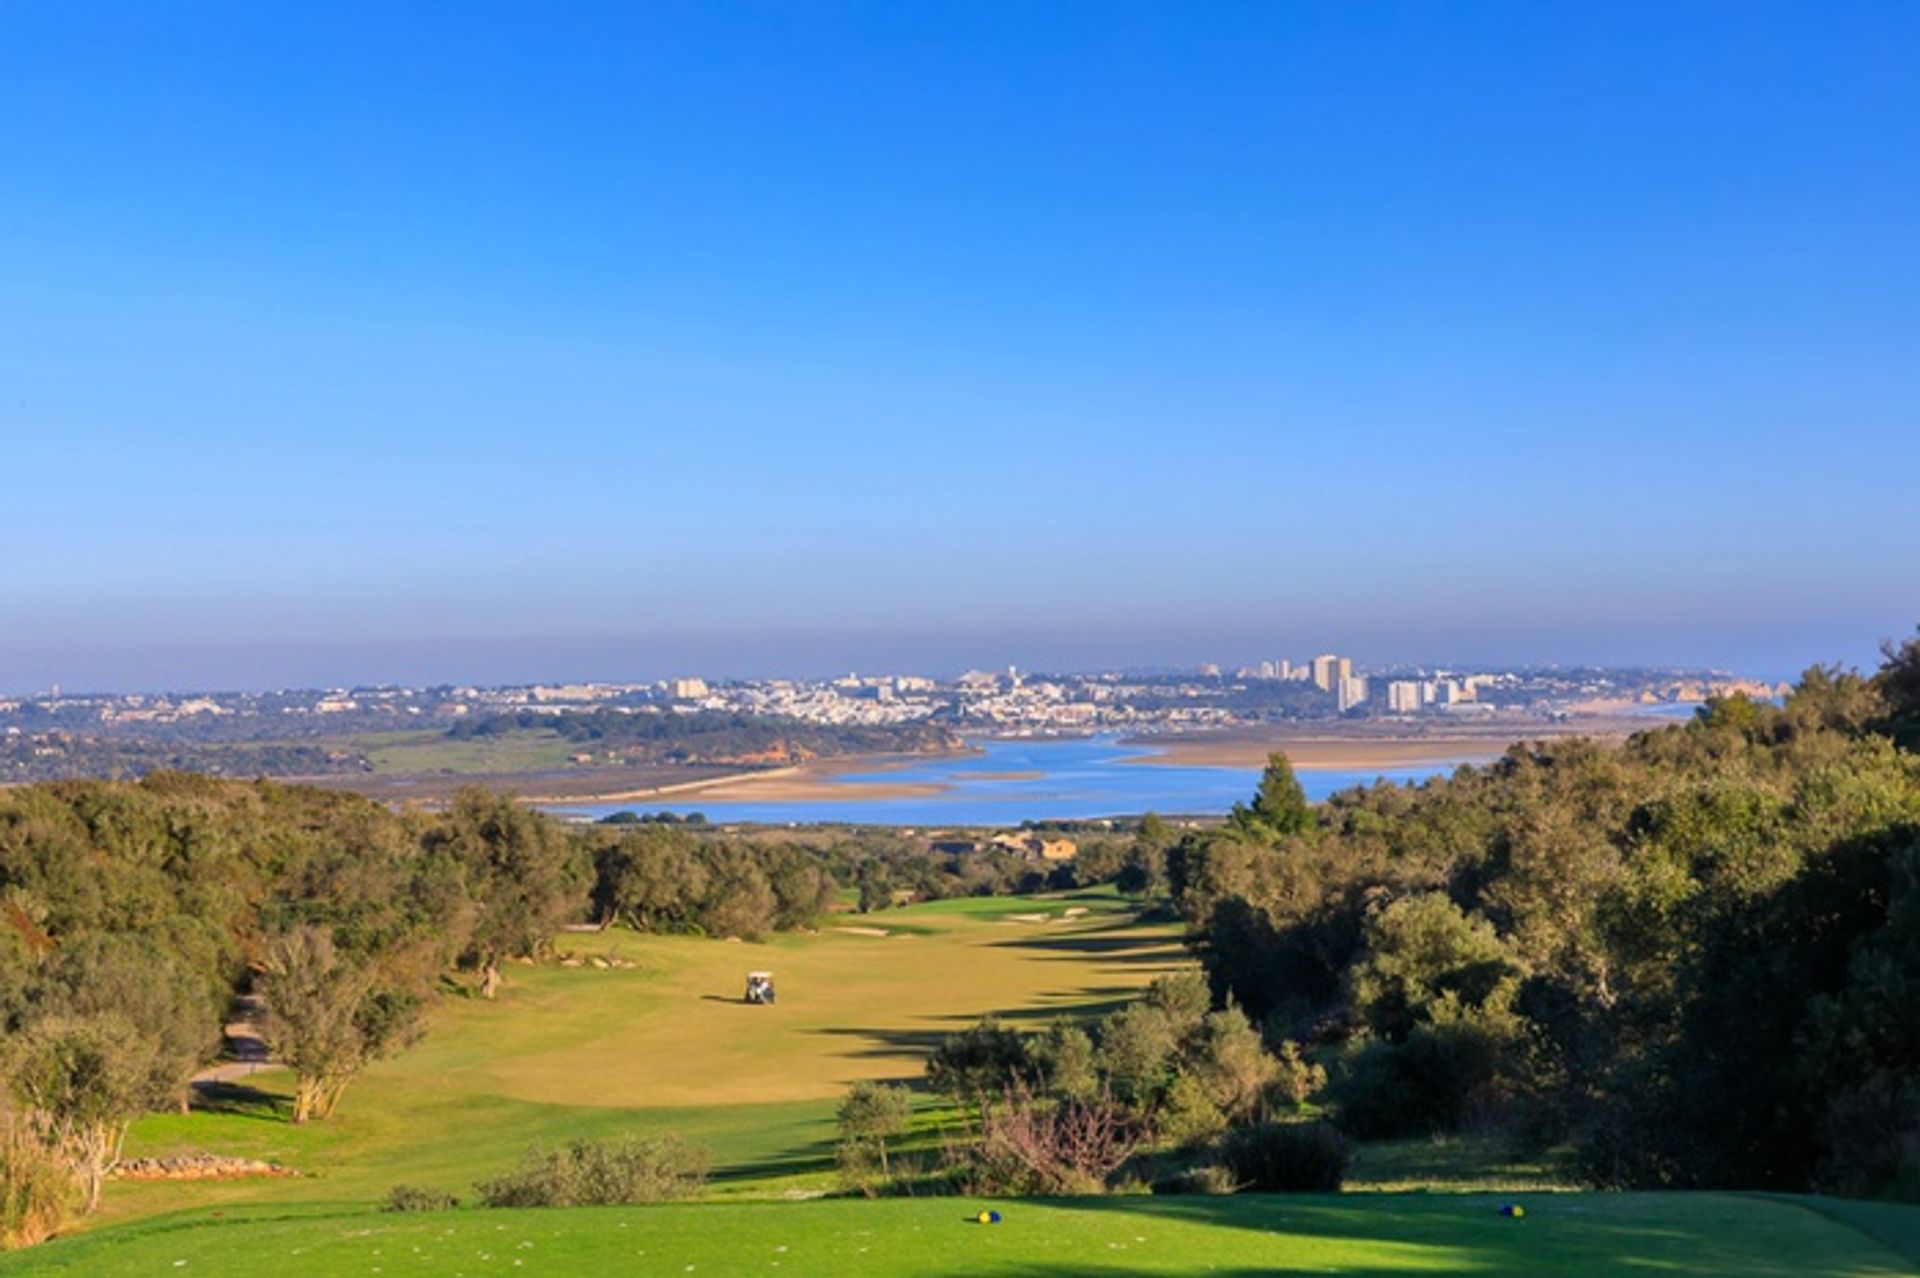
[550,734,1477,827]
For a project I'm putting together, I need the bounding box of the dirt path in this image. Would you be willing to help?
[190,995,275,1089]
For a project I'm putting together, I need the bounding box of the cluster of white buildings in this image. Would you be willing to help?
[1228,652,1490,717]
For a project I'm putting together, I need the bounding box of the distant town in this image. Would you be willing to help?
[0,656,1783,786]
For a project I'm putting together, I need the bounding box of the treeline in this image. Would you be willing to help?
[1165,630,1920,1200]
[0,734,367,784]
[582,822,1149,933]
[448,708,958,763]
[0,782,593,1242]
[0,774,1139,1243]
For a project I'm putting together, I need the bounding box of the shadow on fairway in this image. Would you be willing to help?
[708,1135,841,1184]
[917,1193,1918,1278]
[811,1025,953,1057]
[187,1080,288,1121]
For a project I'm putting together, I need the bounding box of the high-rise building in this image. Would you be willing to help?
[667,677,709,699]
[1337,675,1369,712]
[1387,680,1423,714]
[1312,654,1352,693]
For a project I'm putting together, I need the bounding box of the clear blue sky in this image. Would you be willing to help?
[3,3,1916,691]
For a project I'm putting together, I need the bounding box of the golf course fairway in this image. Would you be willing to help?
[10,890,1918,1275]
[82,892,1192,1223]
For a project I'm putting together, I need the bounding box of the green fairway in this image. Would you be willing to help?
[8,1193,1917,1277]
[355,728,581,776]
[92,891,1185,1224]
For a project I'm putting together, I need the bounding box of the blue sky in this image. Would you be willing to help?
[3,3,1917,691]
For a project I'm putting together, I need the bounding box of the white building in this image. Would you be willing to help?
[1312,654,1352,693]
[1337,675,1369,713]
[1387,680,1423,714]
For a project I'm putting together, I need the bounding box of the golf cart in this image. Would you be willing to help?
[744,971,776,1005]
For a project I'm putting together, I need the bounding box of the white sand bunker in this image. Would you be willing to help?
[833,925,892,937]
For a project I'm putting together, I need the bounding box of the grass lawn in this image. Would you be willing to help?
[8,1193,1917,1277]
[354,729,580,776]
[94,891,1186,1224]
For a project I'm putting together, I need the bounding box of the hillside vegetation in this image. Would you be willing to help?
[1171,631,1920,1197]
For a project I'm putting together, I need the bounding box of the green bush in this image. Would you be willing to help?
[475,1135,709,1208]
[1213,1120,1349,1192]
[1330,1020,1505,1139]
[384,1183,459,1212]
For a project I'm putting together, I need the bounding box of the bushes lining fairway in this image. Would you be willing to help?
[4,1193,1916,1277]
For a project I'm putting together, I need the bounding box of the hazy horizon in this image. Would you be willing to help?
[3,612,1900,698]
[5,5,1916,695]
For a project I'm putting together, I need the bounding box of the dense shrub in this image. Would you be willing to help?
[1814,1075,1920,1202]
[1330,1020,1507,1140]
[1213,1120,1349,1192]
[384,1183,459,1212]
[474,1135,709,1207]
[0,1129,73,1249]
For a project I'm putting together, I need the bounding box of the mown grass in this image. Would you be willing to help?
[9,1193,1917,1277]
[26,889,1917,1276]
[354,728,580,776]
[96,891,1182,1224]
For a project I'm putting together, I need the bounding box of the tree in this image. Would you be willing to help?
[590,826,707,930]
[1187,1006,1277,1121]
[1349,894,1516,1039]
[835,1081,913,1188]
[429,790,580,998]
[37,935,222,1115]
[700,852,776,939]
[1094,1001,1180,1108]
[256,926,374,1124]
[1230,753,1314,842]
[5,1015,149,1212]
[855,860,894,913]
[1877,626,1920,748]
[1037,1023,1098,1102]
[927,1018,1033,1118]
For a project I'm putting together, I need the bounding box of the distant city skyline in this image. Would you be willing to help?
[3,5,1916,694]
[0,621,1878,700]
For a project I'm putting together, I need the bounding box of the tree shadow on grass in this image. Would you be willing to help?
[914,1194,1895,1278]
[810,1025,954,1058]
[187,1080,289,1121]
[708,1134,841,1184]
[986,933,1190,963]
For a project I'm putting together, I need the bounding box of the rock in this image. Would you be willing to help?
[110,1153,299,1181]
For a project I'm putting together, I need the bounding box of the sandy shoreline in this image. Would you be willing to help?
[526,754,953,808]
